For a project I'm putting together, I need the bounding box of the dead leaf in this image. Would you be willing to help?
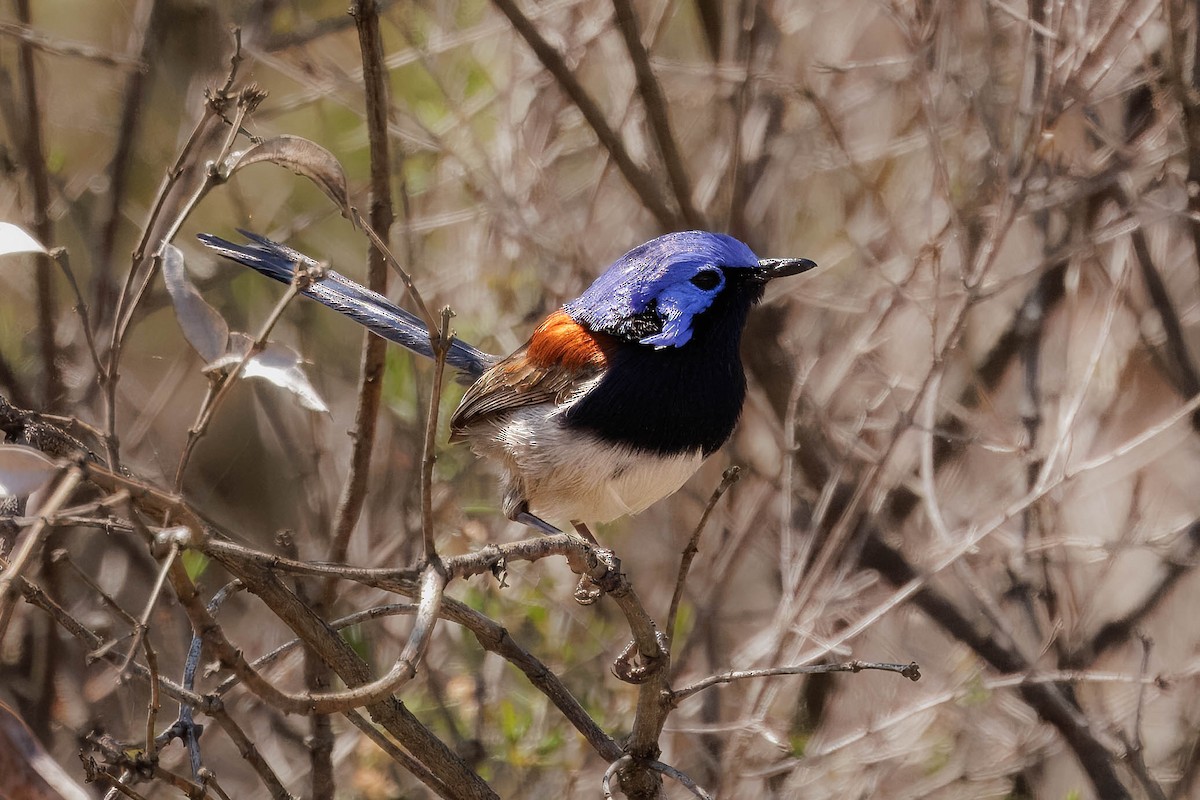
[225,135,351,218]
[206,334,330,414]
[161,244,230,363]
[0,445,59,498]
[0,223,48,257]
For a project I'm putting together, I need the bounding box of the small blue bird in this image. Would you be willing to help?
[198,230,816,539]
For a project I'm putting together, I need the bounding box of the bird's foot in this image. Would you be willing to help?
[480,544,508,588]
[611,630,671,684]
[568,521,607,602]
[573,574,604,605]
[570,542,624,606]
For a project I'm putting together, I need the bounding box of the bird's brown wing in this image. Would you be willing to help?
[448,310,612,440]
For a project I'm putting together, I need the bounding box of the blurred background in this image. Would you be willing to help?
[2,0,1199,797]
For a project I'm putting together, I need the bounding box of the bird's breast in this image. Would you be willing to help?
[561,339,747,456]
[471,401,706,524]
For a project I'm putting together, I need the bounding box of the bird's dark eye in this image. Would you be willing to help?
[689,270,721,291]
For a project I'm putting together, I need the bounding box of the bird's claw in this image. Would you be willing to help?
[611,631,670,684]
[573,573,604,605]
[487,548,509,588]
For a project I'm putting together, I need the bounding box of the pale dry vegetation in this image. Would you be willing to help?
[1,1,1198,798]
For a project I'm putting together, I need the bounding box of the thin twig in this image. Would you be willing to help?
[198,770,234,800]
[342,708,451,795]
[12,567,200,706]
[1119,178,1200,401]
[157,536,441,719]
[49,248,107,383]
[667,466,740,646]
[103,49,256,466]
[1067,522,1200,669]
[199,531,624,762]
[119,543,179,678]
[489,0,682,229]
[0,465,83,642]
[0,20,147,68]
[141,626,161,761]
[1119,634,1168,800]
[672,659,921,704]
[201,542,495,798]
[610,0,702,228]
[172,278,300,491]
[91,771,153,800]
[322,0,396,588]
[609,575,674,796]
[421,307,454,560]
[603,754,714,800]
[54,550,139,627]
[214,602,418,696]
[114,85,260,352]
[204,702,293,800]
[93,0,158,325]
[263,1,399,51]
[14,0,62,408]
[283,534,334,800]
[602,756,633,799]
[859,534,1132,799]
[88,732,208,798]
[351,209,439,334]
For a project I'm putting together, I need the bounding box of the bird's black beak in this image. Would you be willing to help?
[754,257,818,282]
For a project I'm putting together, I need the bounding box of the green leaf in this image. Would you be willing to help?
[182,550,209,581]
[342,623,371,661]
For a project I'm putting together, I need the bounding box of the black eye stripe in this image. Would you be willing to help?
[689,270,721,290]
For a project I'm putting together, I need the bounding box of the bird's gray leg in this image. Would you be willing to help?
[571,521,599,545]
[510,503,562,536]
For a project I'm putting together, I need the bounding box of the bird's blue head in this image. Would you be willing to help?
[564,231,816,348]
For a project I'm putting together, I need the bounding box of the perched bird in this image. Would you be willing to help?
[198,230,816,539]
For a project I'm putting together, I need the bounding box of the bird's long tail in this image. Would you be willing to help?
[197,231,495,379]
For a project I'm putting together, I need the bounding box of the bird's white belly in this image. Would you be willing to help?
[468,404,705,526]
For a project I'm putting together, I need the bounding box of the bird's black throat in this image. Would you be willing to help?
[563,276,764,456]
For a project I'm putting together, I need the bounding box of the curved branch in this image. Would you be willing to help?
[193,557,445,717]
[603,754,714,800]
[200,533,624,760]
[610,0,702,227]
[490,0,682,229]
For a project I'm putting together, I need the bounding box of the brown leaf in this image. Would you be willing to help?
[226,135,351,218]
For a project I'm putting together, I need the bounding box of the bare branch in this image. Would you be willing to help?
[667,466,740,645]
[672,659,921,704]
[490,0,682,229]
[610,0,703,227]
[0,465,83,642]
[323,0,397,586]
[14,0,61,408]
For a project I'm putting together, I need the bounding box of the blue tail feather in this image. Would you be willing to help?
[197,232,495,380]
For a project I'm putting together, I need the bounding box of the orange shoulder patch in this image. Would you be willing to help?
[526,309,610,371]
